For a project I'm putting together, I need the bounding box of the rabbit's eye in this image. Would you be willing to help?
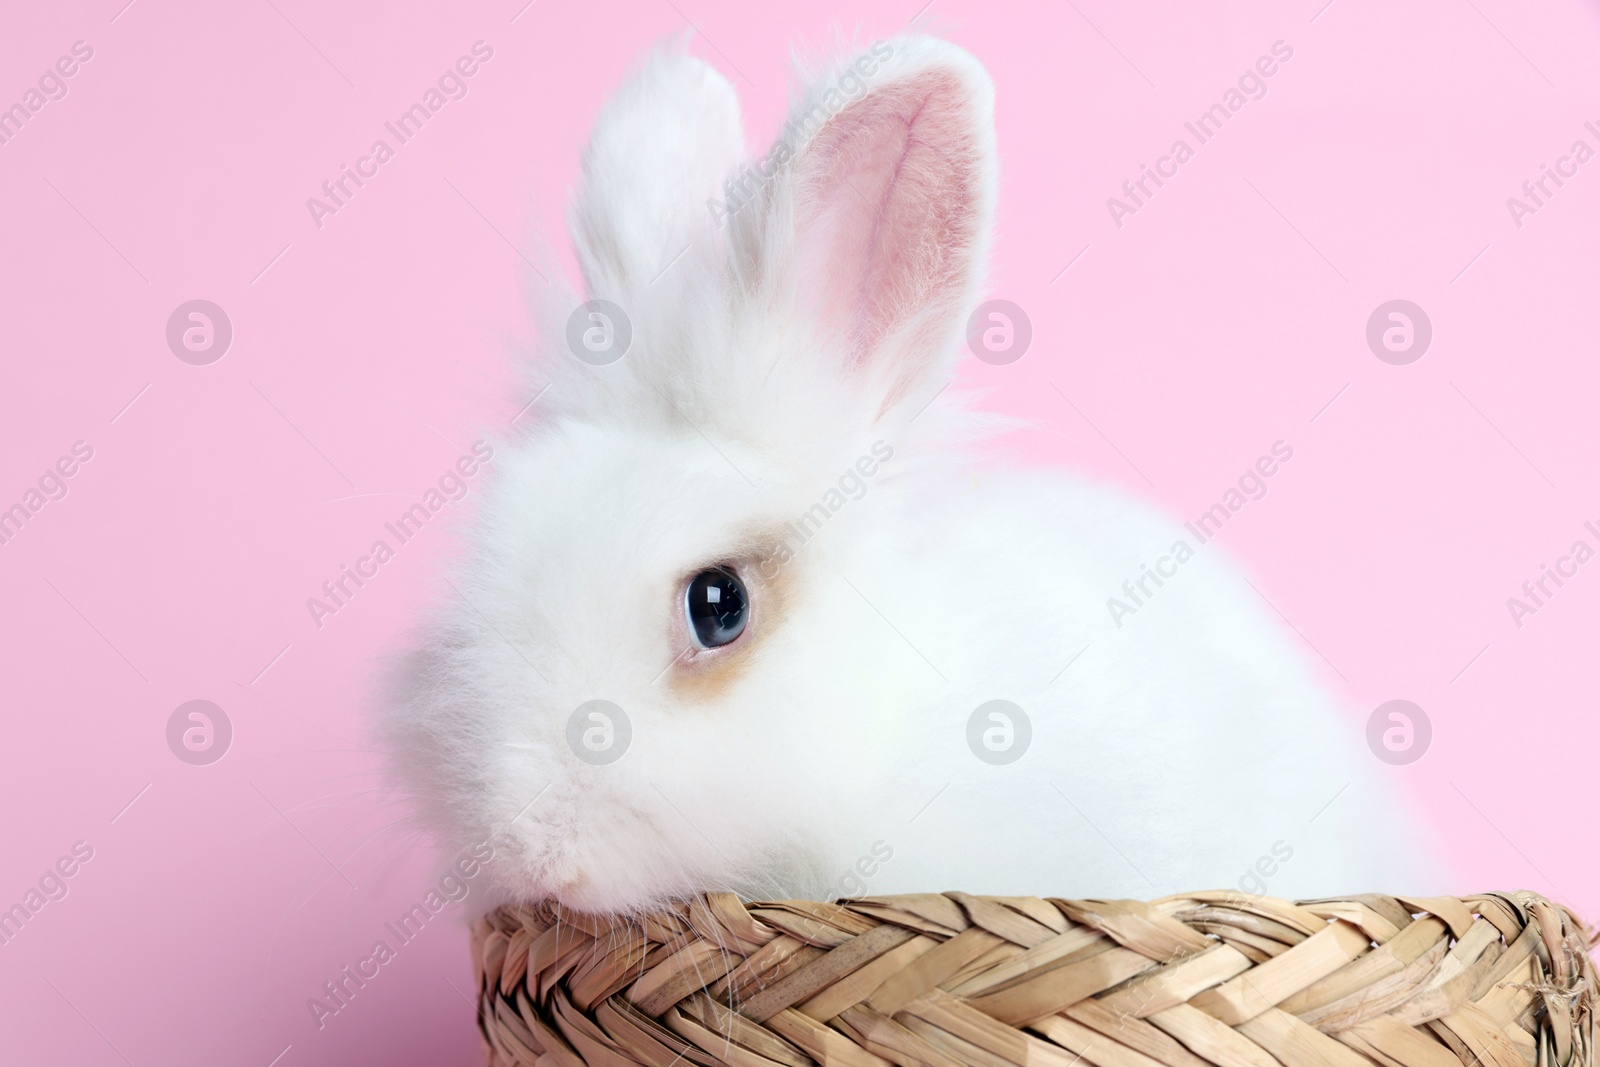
[685,567,748,649]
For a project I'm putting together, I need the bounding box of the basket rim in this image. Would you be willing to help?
[470,889,1596,1067]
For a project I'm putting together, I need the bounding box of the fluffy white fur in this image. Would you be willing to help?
[384,36,1442,916]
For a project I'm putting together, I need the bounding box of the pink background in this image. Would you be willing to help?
[2,0,1597,1063]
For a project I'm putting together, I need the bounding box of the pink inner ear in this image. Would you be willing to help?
[795,69,980,373]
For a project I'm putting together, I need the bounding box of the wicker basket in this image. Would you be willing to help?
[470,891,1595,1067]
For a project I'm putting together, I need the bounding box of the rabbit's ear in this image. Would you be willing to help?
[570,44,743,297]
[778,38,996,413]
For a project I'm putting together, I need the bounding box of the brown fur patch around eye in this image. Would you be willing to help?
[665,535,798,702]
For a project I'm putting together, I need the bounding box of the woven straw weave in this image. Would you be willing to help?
[470,891,1595,1067]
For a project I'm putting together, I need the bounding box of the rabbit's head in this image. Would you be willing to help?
[386,36,998,913]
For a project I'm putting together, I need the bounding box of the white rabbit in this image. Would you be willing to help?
[384,35,1442,916]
